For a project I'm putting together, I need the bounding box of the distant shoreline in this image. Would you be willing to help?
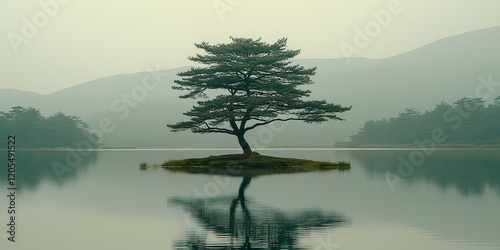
[338,144,500,149]
[2,146,500,151]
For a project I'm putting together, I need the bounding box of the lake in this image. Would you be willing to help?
[1,149,499,249]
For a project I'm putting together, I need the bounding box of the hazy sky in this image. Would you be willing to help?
[1,0,499,94]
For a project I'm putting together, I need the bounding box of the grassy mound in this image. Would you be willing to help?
[152,153,350,176]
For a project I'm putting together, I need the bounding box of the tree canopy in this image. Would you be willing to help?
[168,37,351,153]
[341,96,500,147]
[0,106,99,148]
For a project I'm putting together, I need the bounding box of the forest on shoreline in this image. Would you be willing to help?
[0,106,99,148]
[3,97,500,149]
[337,96,500,148]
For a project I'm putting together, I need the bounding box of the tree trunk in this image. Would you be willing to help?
[237,133,252,154]
[238,177,252,199]
[229,177,252,239]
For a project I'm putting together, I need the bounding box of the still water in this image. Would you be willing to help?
[0,149,499,249]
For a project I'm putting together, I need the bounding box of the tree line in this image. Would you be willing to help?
[340,96,500,147]
[0,106,99,148]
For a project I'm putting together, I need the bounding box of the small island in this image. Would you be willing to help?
[143,153,350,176]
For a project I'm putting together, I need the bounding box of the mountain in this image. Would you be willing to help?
[1,26,499,148]
[1,67,189,117]
[379,26,500,68]
[0,89,45,110]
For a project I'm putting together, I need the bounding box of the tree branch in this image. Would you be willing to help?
[244,117,302,131]
[201,122,236,134]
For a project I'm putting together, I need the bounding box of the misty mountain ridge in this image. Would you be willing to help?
[1,26,499,147]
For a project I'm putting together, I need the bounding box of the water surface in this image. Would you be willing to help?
[0,149,499,249]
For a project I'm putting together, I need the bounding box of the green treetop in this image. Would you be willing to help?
[168,37,351,153]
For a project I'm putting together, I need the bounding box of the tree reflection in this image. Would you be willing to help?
[169,176,346,249]
[0,150,98,190]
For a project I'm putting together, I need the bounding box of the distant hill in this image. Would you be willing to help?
[0,89,45,110]
[379,26,500,68]
[0,67,188,117]
[1,26,499,148]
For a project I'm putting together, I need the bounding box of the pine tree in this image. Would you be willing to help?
[168,37,351,153]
